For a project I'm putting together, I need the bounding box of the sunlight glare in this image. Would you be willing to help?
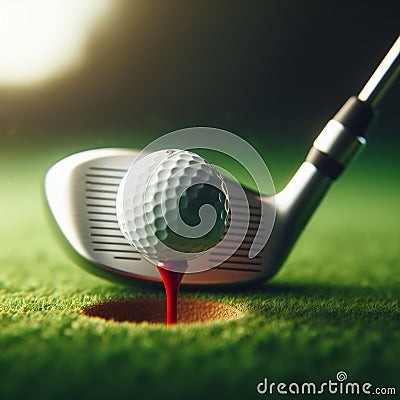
[0,0,114,86]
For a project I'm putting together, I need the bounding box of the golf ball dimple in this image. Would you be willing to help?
[116,149,230,263]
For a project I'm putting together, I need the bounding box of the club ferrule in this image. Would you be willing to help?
[306,119,367,180]
[305,93,375,181]
[332,95,374,136]
[314,119,367,165]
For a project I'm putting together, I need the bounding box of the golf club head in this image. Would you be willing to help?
[45,148,284,287]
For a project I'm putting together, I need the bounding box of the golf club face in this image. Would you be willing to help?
[45,148,286,287]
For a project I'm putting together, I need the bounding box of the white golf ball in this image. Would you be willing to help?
[116,149,229,263]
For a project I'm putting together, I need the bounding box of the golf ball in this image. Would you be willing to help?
[116,149,229,263]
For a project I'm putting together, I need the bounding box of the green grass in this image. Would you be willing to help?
[1,139,399,400]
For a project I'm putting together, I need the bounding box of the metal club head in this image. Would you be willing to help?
[45,148,280,286]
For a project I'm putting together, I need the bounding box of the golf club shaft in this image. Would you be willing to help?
[275,37,400,272]
[306,35,400,181]
[358,35,400,107]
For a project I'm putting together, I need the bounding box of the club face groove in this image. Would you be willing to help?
[45,148,276,286]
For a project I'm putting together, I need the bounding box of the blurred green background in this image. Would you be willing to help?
[1,1,399,399]
[1,0,400,148]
